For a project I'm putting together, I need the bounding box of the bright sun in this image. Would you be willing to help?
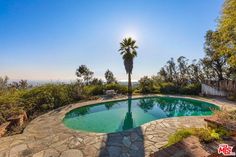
[123,32,136,39]
[121,30,138,40]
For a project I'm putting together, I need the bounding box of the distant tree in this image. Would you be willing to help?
[7,79,30,89]
[75,65,94,85]
[90,78,103,86]
[188,60,204,83]
[158,57,205,84]
[218,0,236,68]
[19,80,29,89]
[9,81,19,89]
[166,58,178,83]
[105,69,117,84]
[177,56,189,84]
[0,76,9,90]
[119,37,138,96]
[159,67,168,82]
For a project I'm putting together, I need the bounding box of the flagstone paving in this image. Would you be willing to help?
[0,95,235,157]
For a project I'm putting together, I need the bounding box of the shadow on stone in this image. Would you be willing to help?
[99,96,145,157]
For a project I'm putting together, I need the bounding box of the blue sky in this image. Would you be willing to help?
[0,0,223,81]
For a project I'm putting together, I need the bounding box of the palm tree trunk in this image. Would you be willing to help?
[128,73,132,96]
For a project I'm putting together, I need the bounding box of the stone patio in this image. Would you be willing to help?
[0,95,235,157]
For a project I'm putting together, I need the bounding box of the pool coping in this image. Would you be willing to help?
[61,94,222,134]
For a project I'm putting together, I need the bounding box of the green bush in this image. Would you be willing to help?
[138,76,155,94]
[159,82,201,95]
[0,90,25,124]
[83,85,104,96]
[0,82,130,124]
[0,83,82,124]
[166,128,192,147]
[179,83,201,95]
[21,84,76,114]
[83,83,128,95]
[193,128,220,143]
[105,83,128,94]
[215,127,230,137]
[160,82,179,94]
[166,127,229,147]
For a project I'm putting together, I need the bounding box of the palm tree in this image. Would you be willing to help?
[119,37,138,96]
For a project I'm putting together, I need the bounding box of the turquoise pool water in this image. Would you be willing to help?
[63,97,219,133]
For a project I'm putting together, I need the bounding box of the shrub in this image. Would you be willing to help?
[105,83,128,94]
[214,108,236,121]
[138,76,155,94]
[160,82,179,94]
[0,90,25,124]
[83,85,104,96]
[166,128,192,147]
[166,127,230,147]
[227,92,236,101]
[21,84,76,115]
[179,83,201,95]
[215,127,230,137]
[193,128,221,143]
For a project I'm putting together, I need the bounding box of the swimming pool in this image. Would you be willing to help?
[63,96,219,133]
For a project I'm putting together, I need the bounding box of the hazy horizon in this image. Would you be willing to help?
[0,0,224,81]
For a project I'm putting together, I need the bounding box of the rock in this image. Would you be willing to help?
[68,138,82,149]
[83,146,98,157]
[33,149,59,157]
[0,122,10,137]
[60,149,83,157]
[120,152,130,157]
[122,136,131,147]
[130,144,139,151]
[130,132,139,142]
[8,111,27,127]
[32,151,44,157]
[147,135,154,140]
[0,150,9,157]
[107,135,123,146]
[9,144,28,157]
[107,146,121,157]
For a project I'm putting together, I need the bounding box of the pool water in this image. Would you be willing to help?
[63,97,219,133]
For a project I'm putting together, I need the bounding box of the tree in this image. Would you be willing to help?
[75,65,94,85]
[118,37,138,96]
[203,30,229,81]
[158,57,204,84]
[177,56,189,84]
[159,67,168,82]
[9,81,19,89]
[90,78,103,86]
[104,69,117,84]
[0,76,9,90]
[166,58,178,84]
[218,0,236,67]
[188,60,204,83]
[138,76,154,94]
[19,80,29,89]
[8,80,30,89]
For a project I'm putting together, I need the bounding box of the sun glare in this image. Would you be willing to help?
[121,29,139,41]
[123,32,137,39]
